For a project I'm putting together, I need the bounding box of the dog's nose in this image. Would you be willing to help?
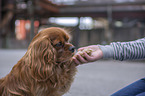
[69,46,75,53]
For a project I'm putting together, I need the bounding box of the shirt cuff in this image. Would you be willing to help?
[98,45,114,59]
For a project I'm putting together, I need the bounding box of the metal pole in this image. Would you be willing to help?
[106,5,113,43]
[30,17,34,41]
[73,17,80,49]
[107,5,112,23]
[28,0,35,42]
[0,0,1,23]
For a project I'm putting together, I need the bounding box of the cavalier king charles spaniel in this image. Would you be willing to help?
[0,27,77,96]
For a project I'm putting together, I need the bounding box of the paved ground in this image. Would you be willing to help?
[0,49,145,96]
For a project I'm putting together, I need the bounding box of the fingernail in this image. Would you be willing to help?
[72,57,75,59]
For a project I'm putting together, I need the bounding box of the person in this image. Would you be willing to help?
[73,37,145,96]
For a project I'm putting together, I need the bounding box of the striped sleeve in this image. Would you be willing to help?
[111,38,145,61]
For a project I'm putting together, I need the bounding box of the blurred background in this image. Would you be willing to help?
[0,0,145,48]
[0,0,145,96]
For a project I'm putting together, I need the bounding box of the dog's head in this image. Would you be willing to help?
[26,27,75,81]
[29,27,75,63]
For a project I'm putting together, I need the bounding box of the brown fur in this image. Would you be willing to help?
[0,27,77,96]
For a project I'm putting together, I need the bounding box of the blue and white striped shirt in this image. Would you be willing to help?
[99,37,145,61]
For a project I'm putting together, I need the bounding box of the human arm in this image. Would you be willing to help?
[73,37,145,65]
[110,37,145,61]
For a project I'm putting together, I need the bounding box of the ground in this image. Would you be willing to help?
[0,49,145,96]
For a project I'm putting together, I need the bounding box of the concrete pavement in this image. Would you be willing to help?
[0,49,145,96]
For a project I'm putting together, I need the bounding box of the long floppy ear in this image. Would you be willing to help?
[0,79,4,95]
[27,36,56,82]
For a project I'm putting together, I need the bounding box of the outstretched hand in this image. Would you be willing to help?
[73,45,103,65]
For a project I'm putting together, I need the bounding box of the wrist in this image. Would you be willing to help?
[98,45,114,59]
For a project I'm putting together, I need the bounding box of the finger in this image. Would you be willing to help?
[72,57,81,65]
[78,47,88,51]
[78,48,85,51]
[77,54,88,63]
[83,52,94,61]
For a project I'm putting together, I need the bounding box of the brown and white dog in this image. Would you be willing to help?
[0,27,77,96]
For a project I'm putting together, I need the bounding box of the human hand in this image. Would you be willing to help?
[73,45,103,65]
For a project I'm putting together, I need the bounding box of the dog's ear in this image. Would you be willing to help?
[0,79,4,95]
[27,36,57,82]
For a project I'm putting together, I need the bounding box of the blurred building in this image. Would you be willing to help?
[0,0,145,48]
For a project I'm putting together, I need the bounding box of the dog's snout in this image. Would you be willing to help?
[69,46,75,53]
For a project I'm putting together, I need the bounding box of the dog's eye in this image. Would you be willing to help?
[55,42,63,47]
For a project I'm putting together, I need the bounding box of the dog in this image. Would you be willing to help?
[0,27,77,96]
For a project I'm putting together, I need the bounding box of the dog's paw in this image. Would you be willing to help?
[75,48,93,57]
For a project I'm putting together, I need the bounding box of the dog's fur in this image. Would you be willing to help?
[0,27,77,96]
